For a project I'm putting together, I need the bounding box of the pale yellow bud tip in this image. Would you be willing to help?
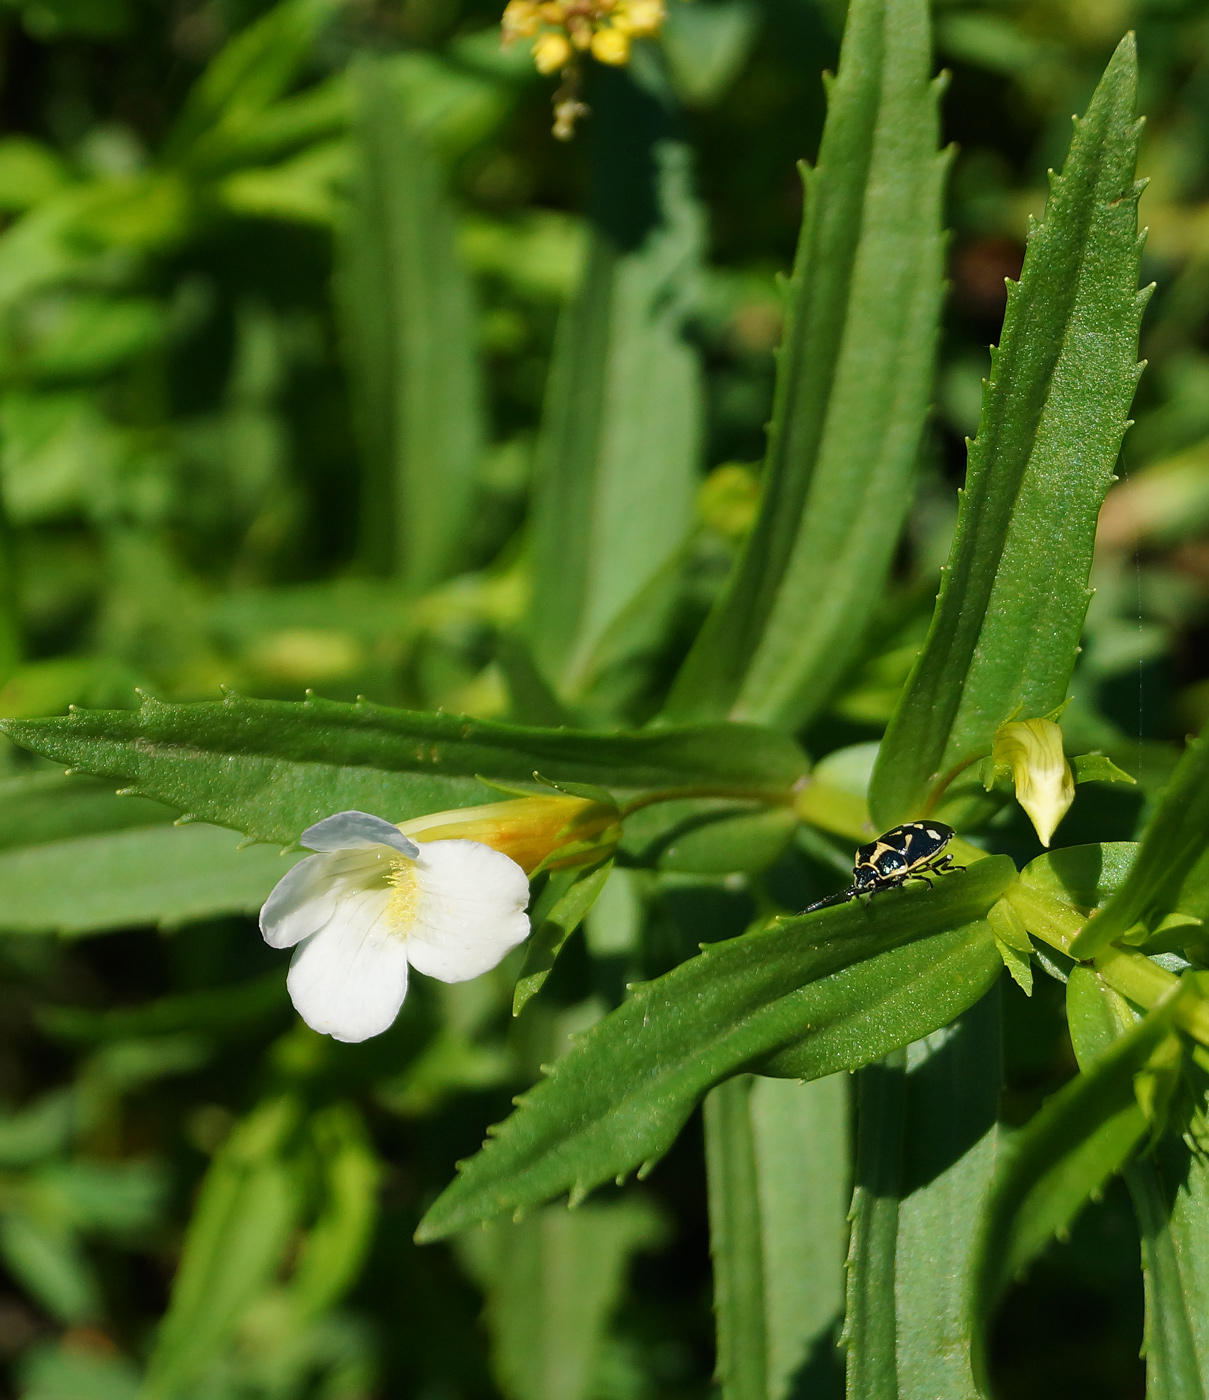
[591,25,631,64]
[533,31,573,73]
[993,718,1074,847]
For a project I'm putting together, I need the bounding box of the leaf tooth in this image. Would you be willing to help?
[567,1182,588,1208]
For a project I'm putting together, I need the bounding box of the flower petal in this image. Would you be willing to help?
[301,810,419,857]
[260,851,343,949]
[286,888,409,1042]
[404,839,531,983]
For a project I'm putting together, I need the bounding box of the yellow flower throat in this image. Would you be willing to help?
[385,858,421,934]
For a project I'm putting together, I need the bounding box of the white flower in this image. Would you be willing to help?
[260,811,531,1043]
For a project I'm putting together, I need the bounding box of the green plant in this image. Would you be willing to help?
[1,0,1209,1396]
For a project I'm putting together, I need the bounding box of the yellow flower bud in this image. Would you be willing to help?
[591,25,631,63]
[533,30,573,73]
[501,0,541,38]
[991,718,1075,847]
[398,794,620,874]
[612,0,664,36]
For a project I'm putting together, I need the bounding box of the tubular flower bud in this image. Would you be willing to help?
[991,718,1075,848]
[259,796,619,1043]
[398,793,621,874]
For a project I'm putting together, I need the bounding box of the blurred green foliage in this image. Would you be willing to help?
[0,0,1207,1396]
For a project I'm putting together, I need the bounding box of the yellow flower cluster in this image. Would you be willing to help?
[501,0,666,75]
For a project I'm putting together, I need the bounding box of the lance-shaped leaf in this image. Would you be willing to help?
[1071,721,1209,958]
[527,71,702,705]
[969,990,1181,1390]
[416,857,1012,1240]
[665,0,946,731]
[894,988,1001,1400]
[337,55,486,586]
[0,694,806,845]
[870,36,1148,827]
[841,990,1001,1400]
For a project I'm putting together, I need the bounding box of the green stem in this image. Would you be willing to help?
[1006,883,1209,1046]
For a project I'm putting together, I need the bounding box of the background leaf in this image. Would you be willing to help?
[525,70,702,712]
[665,0,946,731]
[456,1197,664,1400]
[337,55,486,586]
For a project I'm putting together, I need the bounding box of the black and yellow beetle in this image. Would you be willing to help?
[803,821,964,913]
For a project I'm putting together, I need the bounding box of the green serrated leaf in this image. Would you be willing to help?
[1072,721,1209,958]
[415,856,1013,1240]
[665,0,947,731]
[843,992,1001,1400]
[0,694,807,845]
[514,860,614,1015]
[895,990,1002,1400]
[871,36,1148,825]
[337,55,485,586]
[1073,752,1137,785]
